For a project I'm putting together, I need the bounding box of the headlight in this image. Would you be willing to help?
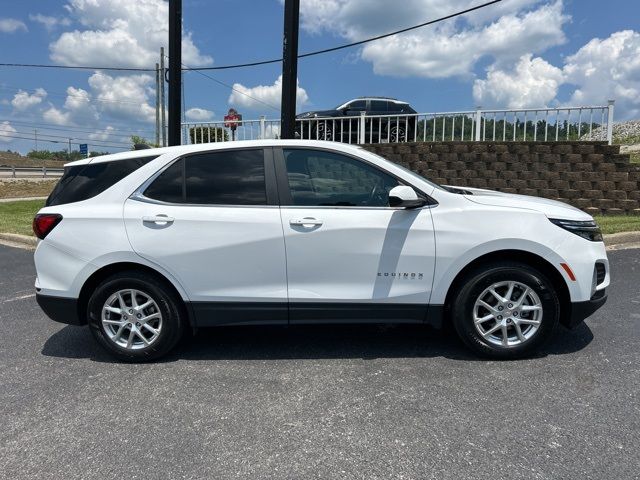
[549,218,603,242]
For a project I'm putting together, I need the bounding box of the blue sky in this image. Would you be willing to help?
[0,0,639,154]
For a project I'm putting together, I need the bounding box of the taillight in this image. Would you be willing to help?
[33,214,63,239]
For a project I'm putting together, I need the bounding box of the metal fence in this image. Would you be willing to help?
[0,166,64,178]
[183,101,615,146]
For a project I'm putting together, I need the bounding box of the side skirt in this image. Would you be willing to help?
[188,301,445,328]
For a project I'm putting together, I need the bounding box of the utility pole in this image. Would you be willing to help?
[155,62,161,147]
[168,0,182,146]
[160,47,167,147]
[280,0,300,139]
[68,138,72,157]
[34,129,38,151]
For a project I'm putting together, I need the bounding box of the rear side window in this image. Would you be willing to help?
[46,156,157,206]
[370,100,388,112]
[144,149,267,205]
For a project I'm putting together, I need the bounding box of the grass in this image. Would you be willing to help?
[0,200,45,236]
[629,152,640,164]
[0,180,57,199]
[0,200,638,238]
[593,215,640,235]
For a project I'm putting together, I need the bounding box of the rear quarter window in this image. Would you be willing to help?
[46,156,157,206]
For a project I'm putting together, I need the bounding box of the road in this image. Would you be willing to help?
[0,245,638,479]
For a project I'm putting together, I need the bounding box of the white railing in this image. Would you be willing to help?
[0,166,64,178]
[182,101,615,146]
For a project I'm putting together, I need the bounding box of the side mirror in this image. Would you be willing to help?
[388,186,427,209]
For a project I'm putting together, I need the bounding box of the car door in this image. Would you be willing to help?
[368,100,389,143]
[123,147,288,325]
[341,100,367,142]
[275,147,436,323]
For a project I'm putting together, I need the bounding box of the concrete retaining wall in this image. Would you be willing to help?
[363,142,640,215]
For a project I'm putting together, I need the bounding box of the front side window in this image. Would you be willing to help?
[283,149,399,207]
[144,149,266,205]
[47,156,157,206]
[345,100,366,111]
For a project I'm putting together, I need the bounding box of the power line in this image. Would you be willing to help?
[9,128,131,146]
[0,117,156,135]
[182,62,281,112]
[0,84,155,108]
[0,132,129,150]
[0,1,503,74]
[0,63,153,72]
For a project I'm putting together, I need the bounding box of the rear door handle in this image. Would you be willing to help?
[290,217,323,227]
[142,215,174,225]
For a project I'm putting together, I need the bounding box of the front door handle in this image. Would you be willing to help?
[290,217,323,227]
[142,215,174,225]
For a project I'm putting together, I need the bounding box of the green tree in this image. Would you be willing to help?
[189,126,228,144]
[130,135,159,149]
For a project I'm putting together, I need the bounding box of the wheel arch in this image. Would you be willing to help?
[442,249,571,327]
[77,262,194,328]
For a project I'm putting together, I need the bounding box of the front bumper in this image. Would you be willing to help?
[36,293,84,325]
[565,290,607,329]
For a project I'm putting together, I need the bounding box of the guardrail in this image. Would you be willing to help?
[183,101,615,146]
[0,166,64,178]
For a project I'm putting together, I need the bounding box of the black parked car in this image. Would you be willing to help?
[296,97,417,143]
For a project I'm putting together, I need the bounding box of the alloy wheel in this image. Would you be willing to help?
[101,289,163,350]
[473,280,543,347]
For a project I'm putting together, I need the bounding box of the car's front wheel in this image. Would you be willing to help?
[451,262,560,359]
[87,271,186,362]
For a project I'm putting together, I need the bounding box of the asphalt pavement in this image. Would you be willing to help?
[0,244,638,479]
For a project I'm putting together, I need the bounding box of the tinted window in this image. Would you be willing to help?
[345,100,366,111]
[185,150,266,205]
[46,156,157,206]
[370,100,388,112]
[144,149,267,205]
[144,159,184,203]
[283,149,399,207]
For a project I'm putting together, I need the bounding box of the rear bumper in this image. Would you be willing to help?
[565,291,607,329]
[36,293,84,325]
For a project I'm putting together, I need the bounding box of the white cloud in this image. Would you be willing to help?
[0,18,27,33]
[473,54,565,108]
[472,29,640,117]
[43,106,71,126]
[49,0,212,68]
[185,108,214,121]
[0,121,18,143]
[11,88,48,111]
[29,14,71,31]
[41,86,99,126]
[228,75,309,111]
[563,30,640,119]
[89,126,115,141]
[294,0,568,78]
[88,72,156,123]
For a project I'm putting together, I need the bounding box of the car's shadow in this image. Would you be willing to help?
[41,322,594,364]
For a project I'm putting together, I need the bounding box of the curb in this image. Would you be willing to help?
[0,196,48,203]
[0,233,38,248]
[604,231,640,250]
[1,231,639,251]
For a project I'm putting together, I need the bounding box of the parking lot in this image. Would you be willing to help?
[0,243,638,479]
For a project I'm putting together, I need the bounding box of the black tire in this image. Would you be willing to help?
[87,270,186,362]
[451,262,559,359]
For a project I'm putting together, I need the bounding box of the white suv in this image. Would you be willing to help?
[33,140,609,361]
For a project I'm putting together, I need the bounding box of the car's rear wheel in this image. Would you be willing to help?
[387,124,408,143]
[87,271,185,362]
[451,262,559,359]
[315,122,334,141]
